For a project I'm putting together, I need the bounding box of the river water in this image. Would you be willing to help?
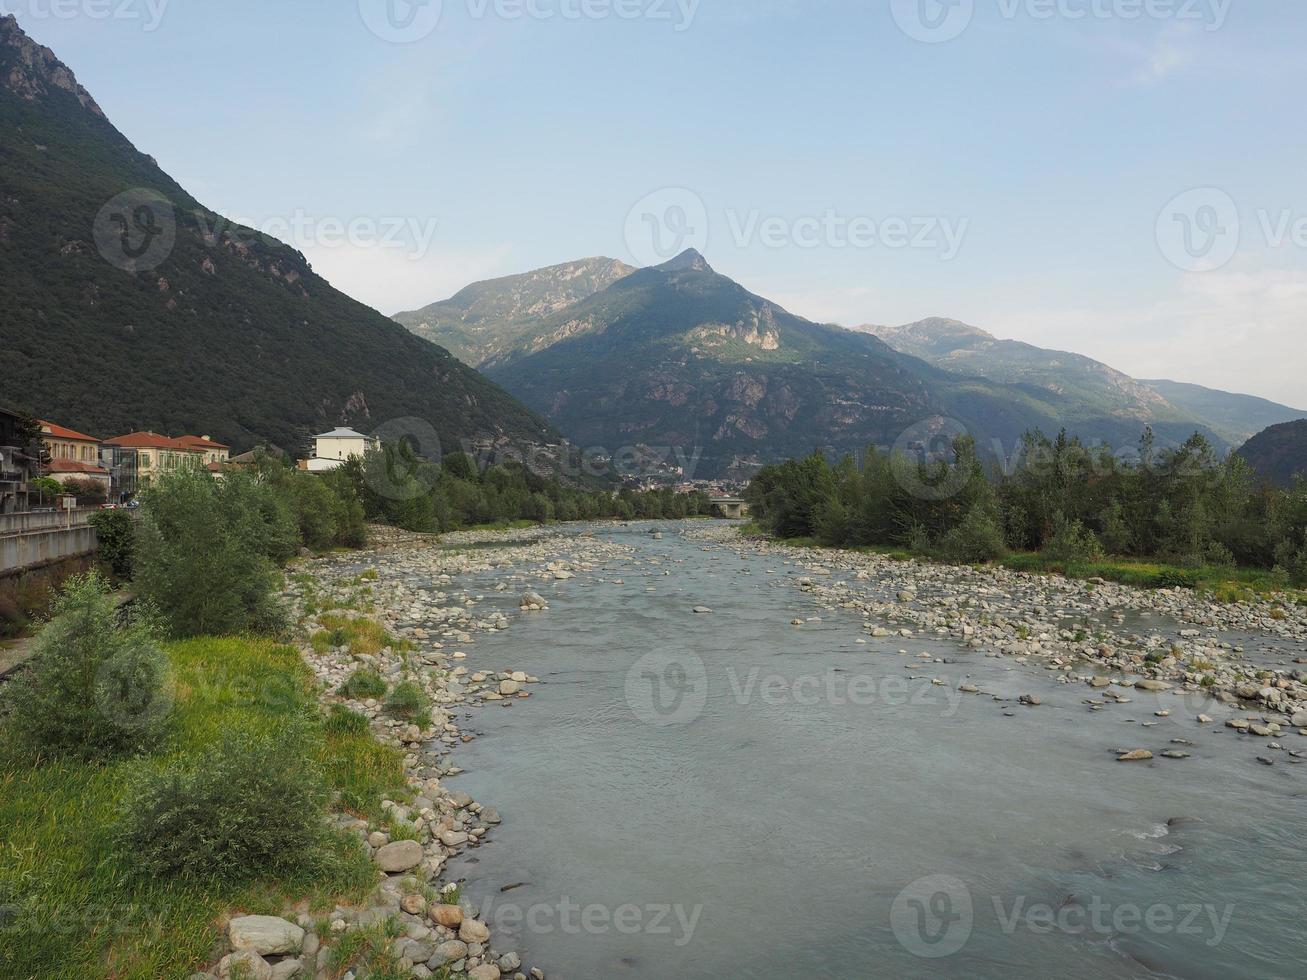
[433,523,1304,979]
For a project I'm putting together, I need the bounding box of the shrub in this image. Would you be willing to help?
[133,470,289,637]
[89,508,135,579]
[384,680,429,721]
[1042,513,1103,564]
[339,668,388,700]
[936,503,1007,563]
[114,728,327,883]
[1,573,171,761]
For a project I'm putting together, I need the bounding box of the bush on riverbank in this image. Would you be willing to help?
[747,428,1307,592]
[115,727,330,883]
[1,573,171,762]
[0,635,406,979]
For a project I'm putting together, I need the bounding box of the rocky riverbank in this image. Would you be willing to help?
[195,525,635,980]
[686,524,1307,761]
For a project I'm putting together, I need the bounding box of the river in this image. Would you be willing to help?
[413,523,1305,979]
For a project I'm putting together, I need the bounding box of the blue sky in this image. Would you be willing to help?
[13,0,1307,405]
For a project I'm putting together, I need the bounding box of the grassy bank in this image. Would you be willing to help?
[0,636,406,980]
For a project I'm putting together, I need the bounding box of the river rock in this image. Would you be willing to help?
[499,679,521,696]
[374,839,424,873]
[459,919,491,943]
[1117,749,1153,761]
[430,940,468,965]
[1134,680,1172,692]
[468,966,501,980]
[218,950,272,980]
[430,904,464,928]
[229,916,305,956]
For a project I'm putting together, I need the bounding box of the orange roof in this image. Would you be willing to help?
[47,458,108,476]
[40,420,100,443]
[178,435,230,450]
[106,431,193,450]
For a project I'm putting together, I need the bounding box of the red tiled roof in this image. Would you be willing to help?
[106,431,193,450]
[39,420,100,443]
[47,458,108,476]
[178,435,230,450]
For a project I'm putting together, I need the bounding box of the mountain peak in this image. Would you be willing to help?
[655,248,713,273]
[0,13,103,116]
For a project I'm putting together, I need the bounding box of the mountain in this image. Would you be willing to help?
[863,318,1249,450]
[0,15,555,457]
[1236,420,1307,487]
[393,257,635,367]
[1141,379,1306,447]
[482,250,946,477]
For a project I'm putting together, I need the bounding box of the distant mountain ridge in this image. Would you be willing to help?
[0,15,555,457]
[1142,379,1306,447]
[1236,420,1307,487]
[863,318,1303,447]
[393,257,635,368]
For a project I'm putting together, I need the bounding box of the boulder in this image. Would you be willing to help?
[430,940,468,965]
[429,904,464,928]
[374,839,424,873]
[1117,749,1153,761]
[229,916,305,956]
[459,918,491,943]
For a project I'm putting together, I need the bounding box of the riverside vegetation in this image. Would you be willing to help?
[746,429,1307,597]
[0,450,709,979]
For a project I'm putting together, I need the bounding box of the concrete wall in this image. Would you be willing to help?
[0,509,99,575]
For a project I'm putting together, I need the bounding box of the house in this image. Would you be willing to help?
[46,457,111,494]
[176,435,231,467]
[0,406,37,513]
[39,420,102,466]
[106,432,207,482]
[98,444,139,501]
[302,427,379,472]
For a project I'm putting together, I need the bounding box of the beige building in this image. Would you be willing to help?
[40,420,101,465]
[303,428,378,472]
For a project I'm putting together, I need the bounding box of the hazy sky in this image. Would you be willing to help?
[15,0,1307,406]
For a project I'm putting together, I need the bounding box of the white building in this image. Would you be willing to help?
[303,427,379,472]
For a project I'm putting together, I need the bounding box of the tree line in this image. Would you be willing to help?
[745,429,1307,586]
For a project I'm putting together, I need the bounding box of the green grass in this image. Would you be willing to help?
[462,518,539,532]
[339,668,388,701]
[0,636,406,980]
[999,553,1304,599]
[317,614,394,657]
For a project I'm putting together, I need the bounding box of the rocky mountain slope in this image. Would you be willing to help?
[1236,420,1307,487]
[393,257,635,367]
[482,251,946,477]
[0,15,555,456]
